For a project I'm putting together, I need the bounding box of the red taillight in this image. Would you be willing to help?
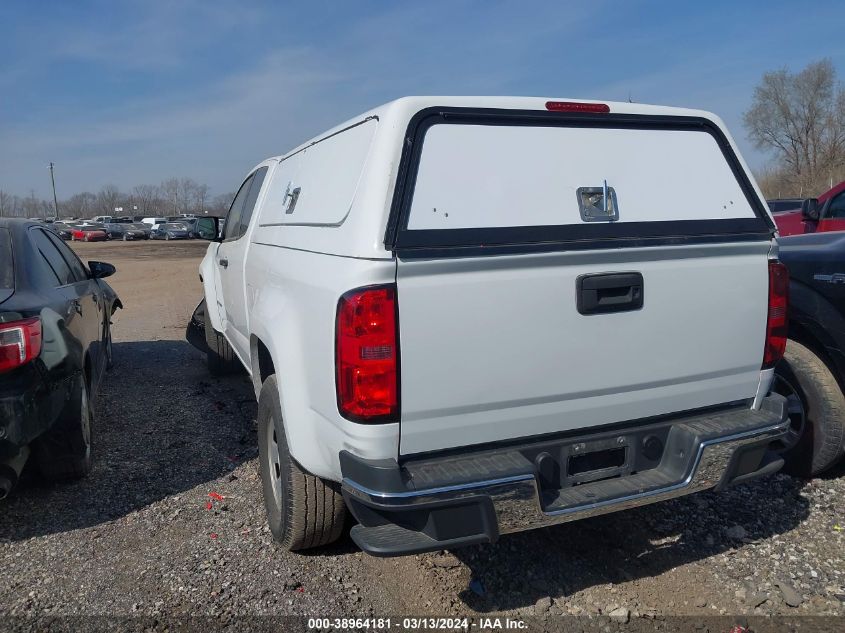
[0,317,42,374]
[336,285,399,422]
[545,101,610,113]
[763,261,789,369]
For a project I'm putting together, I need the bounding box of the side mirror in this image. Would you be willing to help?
[195,217,221,241]
[88,261,116,279]
[801,198,820,221]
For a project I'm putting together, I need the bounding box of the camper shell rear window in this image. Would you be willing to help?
[385,108,773,256]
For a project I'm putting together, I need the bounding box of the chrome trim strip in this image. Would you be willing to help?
[342,473,535,501]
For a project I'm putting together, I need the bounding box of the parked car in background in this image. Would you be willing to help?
[188,96,789,556]
[767,198,803,214]
[774,181,845,236]
[70,225,107,242]
[123,223,151,240]
[141,217,167,228]
[0,219,121,498]
[151,222,190,240]
[91,215,113,224]
[774,232,845,476]
[102,223,126,240]
[49,223,73,240]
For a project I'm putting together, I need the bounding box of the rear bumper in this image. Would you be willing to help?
[341,395,789,557]
[0,365,76,468]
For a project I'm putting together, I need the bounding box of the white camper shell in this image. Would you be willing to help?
[194,97,789,556]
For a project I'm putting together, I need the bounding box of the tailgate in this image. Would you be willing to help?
[390,109,774,456]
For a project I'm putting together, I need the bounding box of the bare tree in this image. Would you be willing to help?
[96,184,122,216]
[160,178,179,215]
[744,59,845,196]
[178,178,198,214]
[22,190,41,218]
[210,191,235,216]
[132,184,159,215]
[0,190,9,217]
[195,183,210,214]
[64,192,96,218]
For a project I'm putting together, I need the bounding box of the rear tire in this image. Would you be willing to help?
[774,340,845,477]
[203,302,239,375]
[257,375,346,550]
[36,373,93,481]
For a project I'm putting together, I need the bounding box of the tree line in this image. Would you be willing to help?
[0,178,235,219]
[745,58,845,198]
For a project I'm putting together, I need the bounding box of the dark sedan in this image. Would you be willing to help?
[0,219,121,498]
[49,223,73,240]
[110,222,149,241]
[150,222,190,240]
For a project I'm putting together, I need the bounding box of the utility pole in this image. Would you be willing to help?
[49,162,59,219]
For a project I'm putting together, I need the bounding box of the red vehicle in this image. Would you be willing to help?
[773,180,845,236]
[70,225,108,242]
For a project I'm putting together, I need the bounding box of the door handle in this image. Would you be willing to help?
[577,272,644,315]
[218,258,228,268]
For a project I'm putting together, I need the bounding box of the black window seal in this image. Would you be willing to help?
[222,173,256,243]
[28,227,71,287]
[0,227,14,291]
[43,229,88,282]
[383,107,775,258]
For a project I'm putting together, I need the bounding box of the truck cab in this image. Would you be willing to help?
[774,180,845,236]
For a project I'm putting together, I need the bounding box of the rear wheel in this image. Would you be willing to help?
[257,375,346,550]
[203,302,239,375]
[774,340,845,477]
[36,373,93,481]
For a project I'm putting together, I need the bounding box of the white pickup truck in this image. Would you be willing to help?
[189,97,790,557]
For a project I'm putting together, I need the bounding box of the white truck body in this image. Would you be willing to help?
[196,97,789,556]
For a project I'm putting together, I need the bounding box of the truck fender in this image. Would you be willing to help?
[788,279,845,379]
[248,291,339,479]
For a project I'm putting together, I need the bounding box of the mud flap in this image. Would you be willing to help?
[185,299,210,354]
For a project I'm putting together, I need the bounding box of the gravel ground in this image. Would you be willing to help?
[0,240,843,629]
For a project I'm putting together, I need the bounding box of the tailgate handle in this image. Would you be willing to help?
[577,272,643,315]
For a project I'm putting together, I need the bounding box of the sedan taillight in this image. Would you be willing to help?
[0,317,42,373]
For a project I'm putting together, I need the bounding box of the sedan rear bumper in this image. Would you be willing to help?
[341,395,789,556]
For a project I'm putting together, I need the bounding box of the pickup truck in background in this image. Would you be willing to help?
[774,232,845,476]
[773,180,845,236]
[188,97,790,556]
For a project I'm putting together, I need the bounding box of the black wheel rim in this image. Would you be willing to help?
[773,373,806,450]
